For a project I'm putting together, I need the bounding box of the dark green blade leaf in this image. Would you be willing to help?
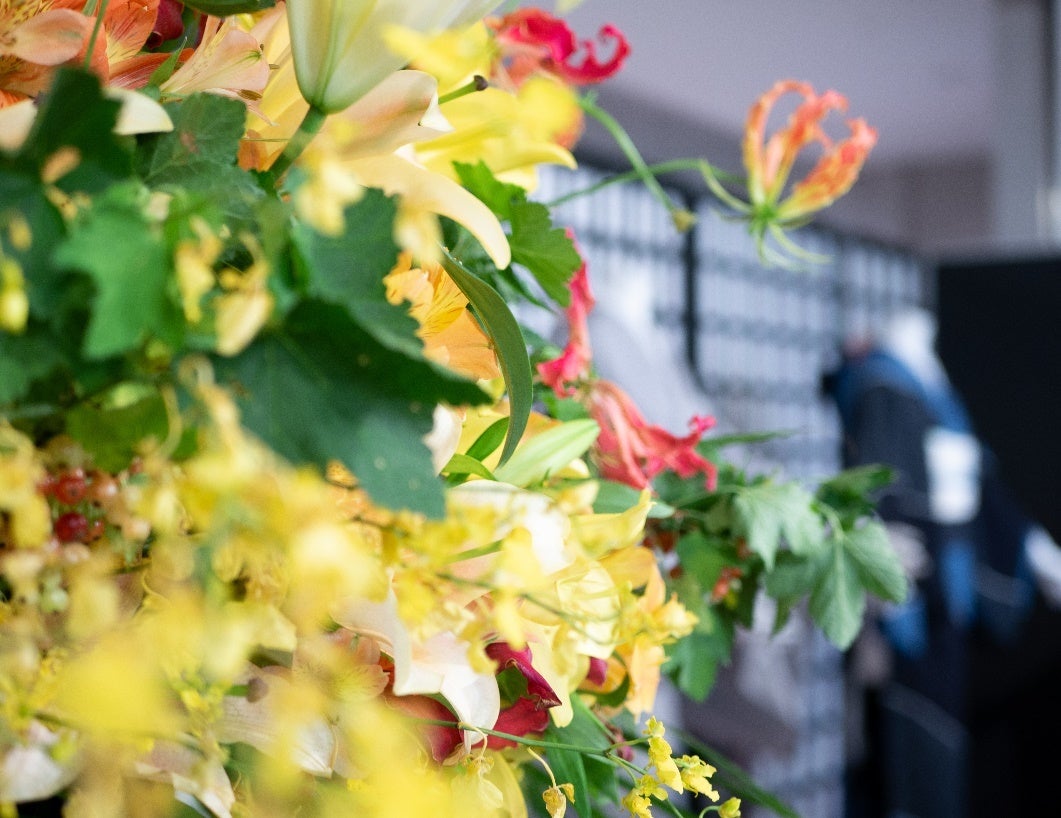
[182,0,275,12]
[441,453,495,481]
[441,250,531,465]
[213,300,489,517]
[464,416,509,462]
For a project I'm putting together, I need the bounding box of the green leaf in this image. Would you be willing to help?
[676,530,731,589]
[453,161,524,219]
[441,250,531,465]
[138,94,263,229]
[0,170,68,319]
[20,69,132,194]
[492,418,599,487]
[808,541,866,649]
[508,199,581,305]
[732,480,822,568]
[214,300,489,517]
[292,190,420,355]
[543,697,616,815]
[0,329,67,407]
[844,521,908,603]
[663,615,730,701]
[53,182,183,359]
[453,161,581,307]
[65,387,169,472]
[182,0,275,12]
[591,479,647,514]
[464,416,509,462]
[441,453,496,481]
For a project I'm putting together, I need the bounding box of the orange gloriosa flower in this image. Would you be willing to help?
[743,78,877,225]
[536,241,717,492]
[486,7,630,88]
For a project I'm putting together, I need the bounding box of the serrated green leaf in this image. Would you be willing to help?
[213,300,488,517]
[808,542,866,649]
[441,250,531,465]
[492,418,598,487]
[293,190,421,355]
[54,183,183,359]
[453,161,523,220]
[138,94,263,228]
[844,521,908,603]
[675,530,730,589]
[508,200,581,305]
[663,621,729,701]
[66,388,169,472]
[733,480,822,567]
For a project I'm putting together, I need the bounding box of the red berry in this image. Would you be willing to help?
[54,511,89,543]
[55,470,87,505]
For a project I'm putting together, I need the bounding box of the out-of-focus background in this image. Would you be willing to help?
[520,2,1061,817]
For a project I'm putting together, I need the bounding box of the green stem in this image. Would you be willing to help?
[545,159,738,209]
[267,105,329,185]
[438,75,489,105]
[82,0,110,72]
[578,94,694,230]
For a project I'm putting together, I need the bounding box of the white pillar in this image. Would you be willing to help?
[992,0,1053,249]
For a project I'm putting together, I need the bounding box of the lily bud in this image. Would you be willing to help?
[285,0,502,113]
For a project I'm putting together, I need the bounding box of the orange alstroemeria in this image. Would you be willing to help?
[743,78,877,223]
[0,0,95,104]
[385,252,501,382]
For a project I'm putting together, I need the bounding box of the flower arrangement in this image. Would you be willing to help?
[0,2,906,817]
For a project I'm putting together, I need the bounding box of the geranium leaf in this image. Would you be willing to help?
[0,170,68,318]
[293,190,421,355]
[214,300,489,517]
[732,480,822,568]
[844,520,908,603]
[507,199,581,306]
[54,182,183,359]
[441,250,531,465]
[138,94,262,228]
[808,541,866,649]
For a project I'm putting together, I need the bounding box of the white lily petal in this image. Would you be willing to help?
[351,152,511,268]
[0,100,38,152]
[335,70,453,159]
[106,88,174,135]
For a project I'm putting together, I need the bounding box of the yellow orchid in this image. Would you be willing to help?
[284,0,502,113]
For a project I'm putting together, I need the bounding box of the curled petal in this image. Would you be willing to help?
[778,117,879,220]
[3,9,91,64]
